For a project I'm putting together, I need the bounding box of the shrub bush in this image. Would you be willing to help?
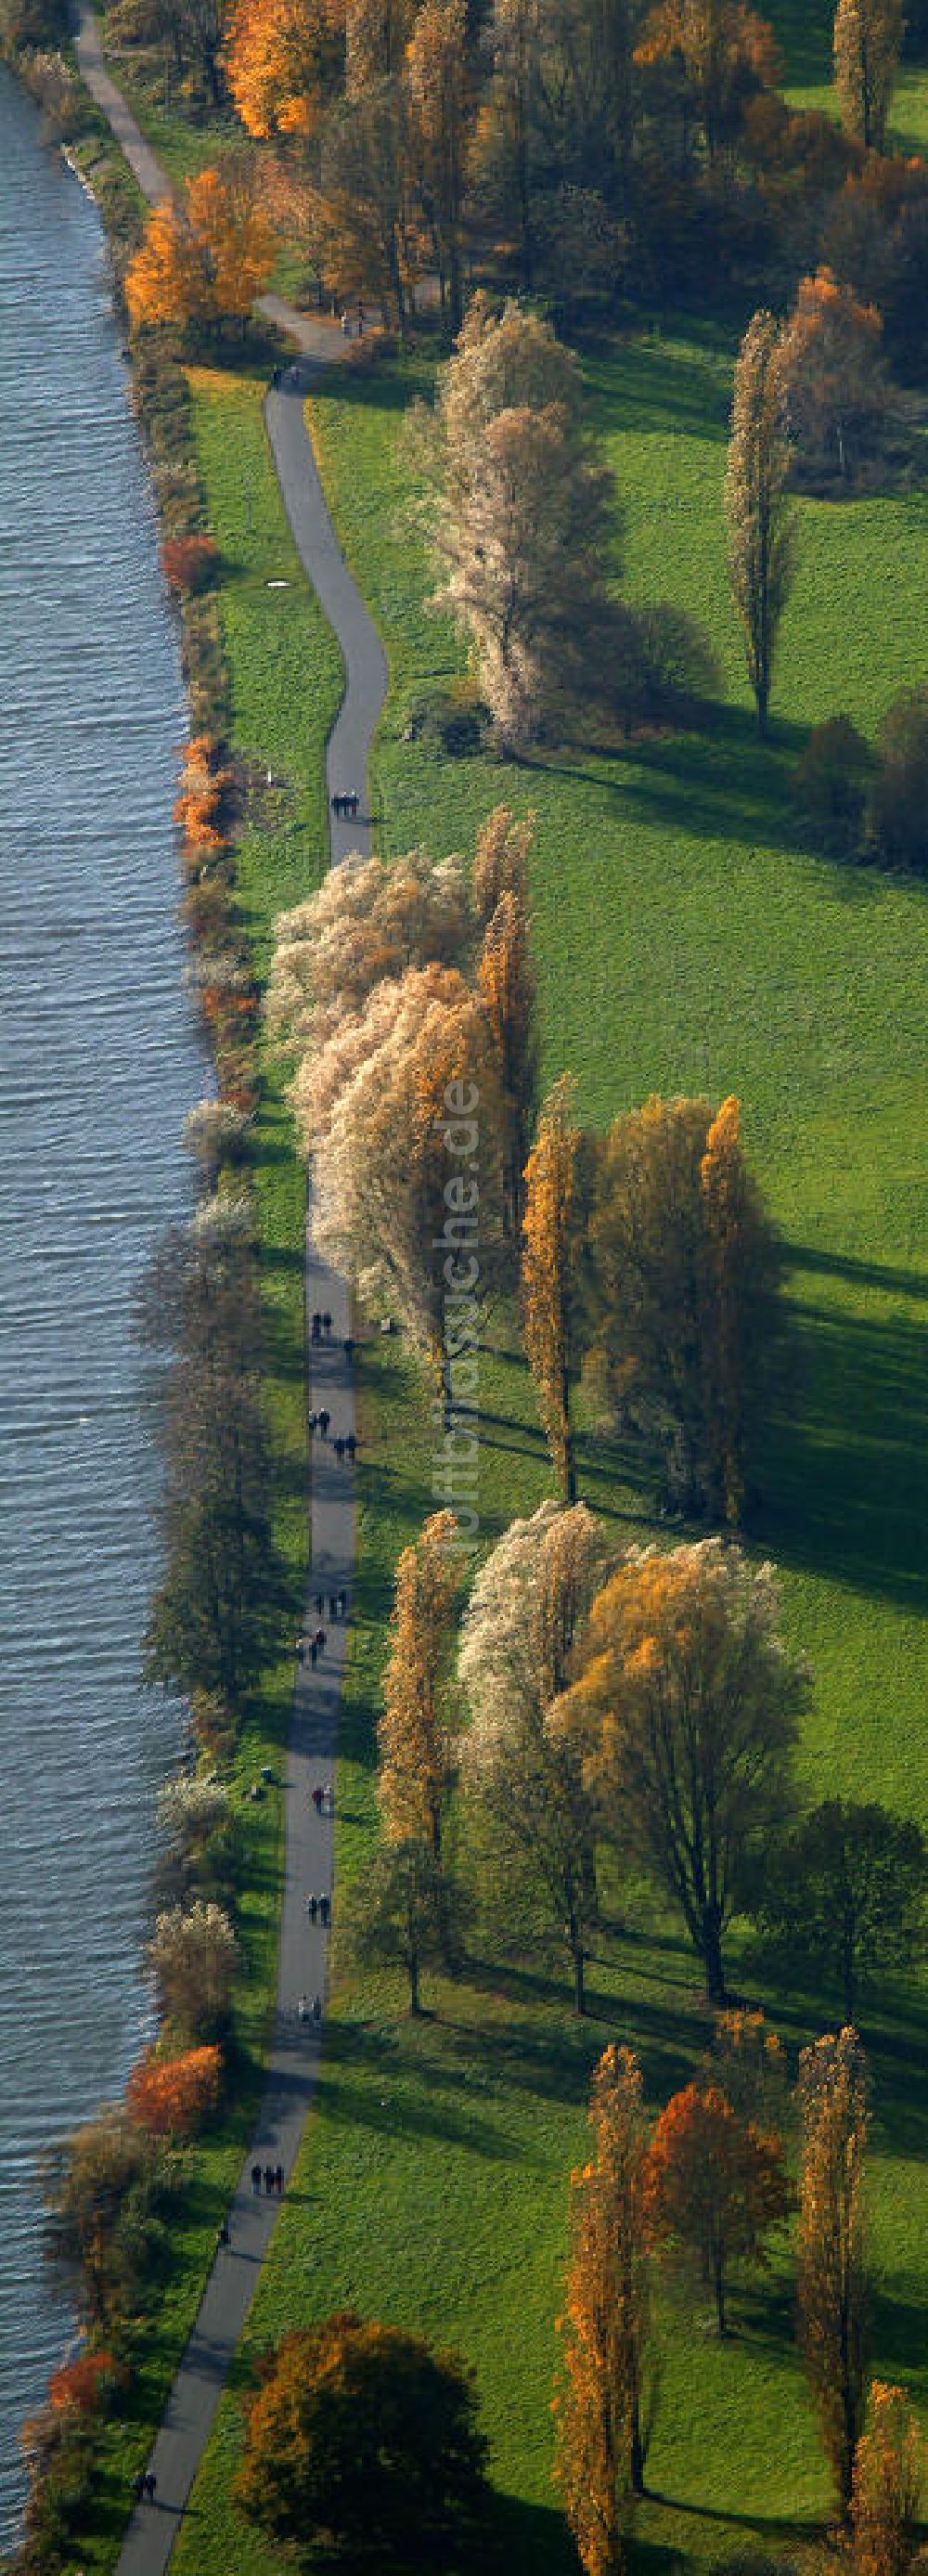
[161,532,219,597]
[869,683,928,869]
[792,714,873,857]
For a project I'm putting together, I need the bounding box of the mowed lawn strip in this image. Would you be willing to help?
[173,310,928,2570]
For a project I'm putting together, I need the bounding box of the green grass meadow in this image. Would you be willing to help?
[70,3,928,2566]
[170,80,928,2576]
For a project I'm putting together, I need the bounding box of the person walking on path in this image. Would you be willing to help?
[71,32,368,2568]
[251,2161,262,2194]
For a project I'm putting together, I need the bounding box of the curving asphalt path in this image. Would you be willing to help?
[67,13,386,2566]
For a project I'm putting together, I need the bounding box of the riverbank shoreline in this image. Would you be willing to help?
[0,37,333,2574]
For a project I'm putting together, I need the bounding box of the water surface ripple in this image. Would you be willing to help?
[0,71,203,2532]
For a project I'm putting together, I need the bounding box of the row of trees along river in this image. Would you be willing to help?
[0,69,203,2539]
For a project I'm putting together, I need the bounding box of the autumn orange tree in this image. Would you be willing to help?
[558,1538,807,2002]
[555,2045,654,2574]
[471,800,535,927]
[378,1508,460,1860]
[635,0,781,163]
[478,887,537,1239]
[706,2005,790,2132]
[47,2350,114,2417]
[645,2079,790,2335]
[125,2043,222,2138]
[125,167,274,337]
[522,1075,586,1502]
[777,265,888,485]
[234,2313,489,2563]
[833,0,902,150]
[224,0,343,137]
[852,2381,922,2576]
[797,2026,870,2518]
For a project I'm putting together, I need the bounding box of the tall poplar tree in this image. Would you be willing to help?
[724,306,794,739]
[522,1075,584,1502]
[378,1509,460,1859]
[797,2026,870,2518]
[833,0,902,150]
[555,2045,653,2572]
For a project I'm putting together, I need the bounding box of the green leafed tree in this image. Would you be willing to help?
[753,1800,926,2023]
[334,1837,465,2014]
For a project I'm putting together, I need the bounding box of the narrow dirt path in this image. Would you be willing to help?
[66,15,387,2566]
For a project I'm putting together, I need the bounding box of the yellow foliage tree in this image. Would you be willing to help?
[378,1509,460,1858]
[471,801,535,927]
[125,167,275,333]
[224,0,344,137]
[478,887,537,1238]
[635,0,781,160]
[559,1538,806,2003]
[554,2045,653,2571]
[852,2381,922,2576]
[797,2026,870,2518]
[522,1074,583,1502]
[833,0,902,150]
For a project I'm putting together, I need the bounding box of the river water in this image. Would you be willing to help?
[0,71,204,2534]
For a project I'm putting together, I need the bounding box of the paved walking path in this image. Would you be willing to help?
[66,16,388,2565]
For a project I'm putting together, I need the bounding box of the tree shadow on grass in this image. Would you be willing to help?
[758,1265,928,1609]
[483,2490,577,2576]
[583,336,734,445]
[525,705,818,862]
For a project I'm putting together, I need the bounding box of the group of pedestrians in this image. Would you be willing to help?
[251,2161,285,2195]
[316,1590,348,1622]
[298,1625,329,1667]
[330,789,360,820]
[309,1413,355,1460]
[132,2470,157,2506]
[305,1890,330,1924]
[312,1780,335,1813]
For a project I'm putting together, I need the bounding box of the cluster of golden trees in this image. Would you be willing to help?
[125,162,275,333]
[112,0,912,338]
[555,2019,921,2574]
[349,1499,808,2013]
[270,804,775,1516]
